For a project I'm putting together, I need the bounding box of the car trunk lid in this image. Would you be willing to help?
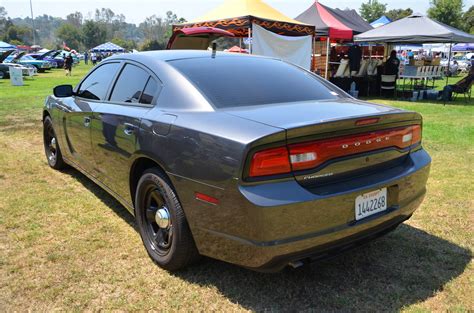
[229,99,422,188]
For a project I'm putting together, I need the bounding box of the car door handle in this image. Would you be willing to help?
[83,116,91,127]
[123,123,137,136]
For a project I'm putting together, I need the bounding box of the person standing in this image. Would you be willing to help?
[64,53,73,76]
[84,51,89,65]
[384,50,401,77]
[91,52,97,66]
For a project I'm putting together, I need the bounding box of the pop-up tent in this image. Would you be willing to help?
[452,43,474,51]
[354,14,474,103]
[295,1,372,39]
[370,16,391,28]
[0,41,16,50]
[295,1,372,77]
[354,14,474,43]
[174,0,315,38]
[91,42,125,53]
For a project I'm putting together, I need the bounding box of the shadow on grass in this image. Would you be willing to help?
[64,167,471,311]
[62,167,136,230]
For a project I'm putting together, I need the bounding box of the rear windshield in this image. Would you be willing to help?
[169,57,342,108]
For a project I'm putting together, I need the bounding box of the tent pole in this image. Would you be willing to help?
[368,43,372,97]
[312,35,316,72]
[325,37,330,79]
[444,42,452,105]
[248,25,252,54]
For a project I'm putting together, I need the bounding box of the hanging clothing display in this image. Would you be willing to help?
[348,45,362,71]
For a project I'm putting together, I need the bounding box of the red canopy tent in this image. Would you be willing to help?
[296,2,352,40]
[296,1,373,76]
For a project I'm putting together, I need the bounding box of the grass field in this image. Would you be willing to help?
[0,64,473,311]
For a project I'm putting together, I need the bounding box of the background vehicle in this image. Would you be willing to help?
[5,52,51,72]
[29,50,63,68]
[441,56,471,74]
[43,51,431,272]
[0,50,14,78]
[56,50,80,65]
[0,50,37,77]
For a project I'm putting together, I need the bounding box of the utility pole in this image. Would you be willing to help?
[29,0,36,46]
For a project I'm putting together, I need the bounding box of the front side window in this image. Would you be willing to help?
[77,62,121,100]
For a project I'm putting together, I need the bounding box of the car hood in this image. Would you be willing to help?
[224,99,400,130]
[11,51,26,61]
[0,50,15,63]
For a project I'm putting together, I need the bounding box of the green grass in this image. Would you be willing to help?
[0,64,473,311]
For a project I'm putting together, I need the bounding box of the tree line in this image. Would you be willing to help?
[0,7,186,51]
[359,0,474,34]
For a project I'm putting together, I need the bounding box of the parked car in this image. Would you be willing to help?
[0,50,37,78]
[0,50,14,78]
[28,50,63,68]
[440,56,471,74]
[56,50,80,64]
[43,51,431,272]
[5,52,52,72]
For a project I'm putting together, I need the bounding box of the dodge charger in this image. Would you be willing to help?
[43,50,431,271]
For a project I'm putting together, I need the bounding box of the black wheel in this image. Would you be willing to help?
[43,116,66,170]
[135,168,200,271]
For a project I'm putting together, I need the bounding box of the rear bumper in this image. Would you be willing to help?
[184,148,431,271]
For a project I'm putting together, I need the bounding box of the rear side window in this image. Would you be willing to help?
[169,57,341,108]
[77,62,121,100]
[110,64,153,104]
[140,77,159,105]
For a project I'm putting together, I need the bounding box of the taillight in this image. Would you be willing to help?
[248,125,421,178]
[249,146,291,177]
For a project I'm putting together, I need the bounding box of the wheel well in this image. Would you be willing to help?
[129,157,166,206]
[42,110,50,121]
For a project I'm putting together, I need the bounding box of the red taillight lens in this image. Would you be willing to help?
[249,146,291,177]
[248,125,422,178]
[411,125,422,145]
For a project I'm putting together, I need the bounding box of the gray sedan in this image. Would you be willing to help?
[43,51,431,271]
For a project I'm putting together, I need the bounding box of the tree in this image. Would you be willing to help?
[82,20,107,49]
[385,8,413,21]
[0,6,7,36]
[140,39,165,51]
[66,12,83,28]
[360,0,387,23]
[428,0,464,29]
[111,37,136,50]
[56,23,82,49]
[3,24,32,45]
[462,5,474,34]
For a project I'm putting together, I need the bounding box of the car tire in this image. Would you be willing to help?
[0,71,4,79]
[135,168,200,271]
[43,116,66,170]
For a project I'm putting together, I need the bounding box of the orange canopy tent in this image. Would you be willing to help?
[173,0,315,37]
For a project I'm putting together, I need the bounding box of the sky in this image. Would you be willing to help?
[0,0,467,25]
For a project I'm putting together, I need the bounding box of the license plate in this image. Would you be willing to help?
[355,188,387,221]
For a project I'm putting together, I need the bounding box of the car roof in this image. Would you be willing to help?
[106,50,267,63]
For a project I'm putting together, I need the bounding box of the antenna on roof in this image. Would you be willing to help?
[212,42,217,58]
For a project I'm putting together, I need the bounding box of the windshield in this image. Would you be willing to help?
[21,55,35,61]
[169,57,344,108]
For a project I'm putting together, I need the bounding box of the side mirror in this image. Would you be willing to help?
[53,84,74,98]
